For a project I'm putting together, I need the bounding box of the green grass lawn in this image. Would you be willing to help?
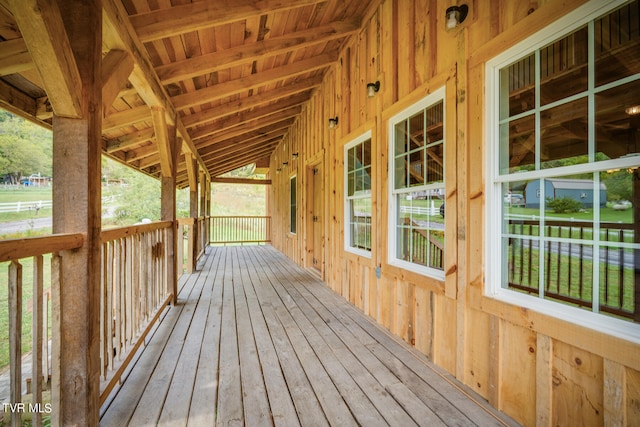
[506,205,634,223]
[0,256,53,372]
[0,187,52,224]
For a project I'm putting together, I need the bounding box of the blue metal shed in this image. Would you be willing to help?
[524,178,607,209]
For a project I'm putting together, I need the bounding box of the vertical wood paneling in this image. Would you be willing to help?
[552,341,604,427]
[500,323,537,426]
[265,2,640,426]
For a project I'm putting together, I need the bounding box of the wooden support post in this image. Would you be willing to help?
[190,167,198,273]
[199,169,207,255]
[46,1,102,425]
[205,178,212,245]
[160,124,178,303]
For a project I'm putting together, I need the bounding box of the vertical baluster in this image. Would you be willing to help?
[9,260,23,427]
[618,229,624,311]
[578,227,585,297]
[567,226,573,300]
[556,226,562,296]
[114,240,122,361]
[50,254,61,427]
[32,255,43,427]
[604,229,610,306]
[546,225,554,293]
[527,225,533,288]
[42,290,49,388]
[106,242,113,372]
[100,244,106,379]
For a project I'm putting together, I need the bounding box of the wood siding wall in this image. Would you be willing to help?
[268,1,640,425]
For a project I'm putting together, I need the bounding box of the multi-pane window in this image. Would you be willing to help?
[389,88,445,277]
[345,132,372,254]
[290,176,297,234]
[488,0,640,327]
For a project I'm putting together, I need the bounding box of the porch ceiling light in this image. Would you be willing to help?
[446,4,468,29]
[366,81,380,98]
[625,105,640,115]
[328,116,339,129]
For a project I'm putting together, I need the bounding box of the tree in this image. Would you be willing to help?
[0,111,52,180]
[546,196,582,213]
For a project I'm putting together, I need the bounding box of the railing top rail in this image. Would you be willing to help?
[508,219,635,230]
[101,220,173,242]
[0,232,84,262]
[177,217,196,225]
[211,215,271,219]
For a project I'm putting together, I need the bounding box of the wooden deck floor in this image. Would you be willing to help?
[100,245,517,427]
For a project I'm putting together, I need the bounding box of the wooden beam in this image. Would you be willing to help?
[195,120,292,151]
[0,38,33,76]
[181,77,320,128]
[105,128,155,153]
[8,0,83,117]
[211,178,272,185]
[151,107,175,177]
[199,129,287,158]
[191,105,302,141]
[0,78,38,118]
[186,154,197,190]
[103,105,151,131]
[156,19,359,84]
[130,0,326,43]
[101,50,134,115]
[193,107,302,142]
[172,53,336,111]
[102,0,209,179]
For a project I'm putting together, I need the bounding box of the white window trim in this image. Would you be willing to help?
[344,130,373,258]
[388,86,446,279]
[485,0,640,344]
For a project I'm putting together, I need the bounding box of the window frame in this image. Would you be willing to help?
[485,0,640,343]
[344,130,373,257]
[387,86,446,279]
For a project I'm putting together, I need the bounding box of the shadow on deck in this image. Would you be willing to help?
[100,245,518,426]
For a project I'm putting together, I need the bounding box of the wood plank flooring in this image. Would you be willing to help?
[100,245,518,427]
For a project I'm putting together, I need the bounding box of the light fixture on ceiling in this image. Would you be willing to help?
[625,105,640,116]
[328,117,339,129]
[446,4,469,29]
[367,81,380,98]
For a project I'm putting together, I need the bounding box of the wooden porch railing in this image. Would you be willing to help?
[401,219,444,269]
[0,233,84,427]
[507,220,639,321]
[210,216,271,245]
[177,216,209,273]
[99,221,174,404]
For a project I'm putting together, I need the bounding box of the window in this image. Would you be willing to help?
[389,87,446,278]
[290,175,297,234]
[487,0,640,336]
[345,132,372,255]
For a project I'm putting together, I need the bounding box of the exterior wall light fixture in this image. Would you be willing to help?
[292,152,299,159]
[367,81,380,97]
[446,4,468,29]
[328,117,339,129]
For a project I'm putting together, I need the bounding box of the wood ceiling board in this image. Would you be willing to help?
[129,0,327,43]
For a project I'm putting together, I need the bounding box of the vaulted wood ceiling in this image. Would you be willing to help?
[0,0,373,187]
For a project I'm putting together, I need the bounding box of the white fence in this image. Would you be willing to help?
[0,200,52,213]
[399,205,440,216]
